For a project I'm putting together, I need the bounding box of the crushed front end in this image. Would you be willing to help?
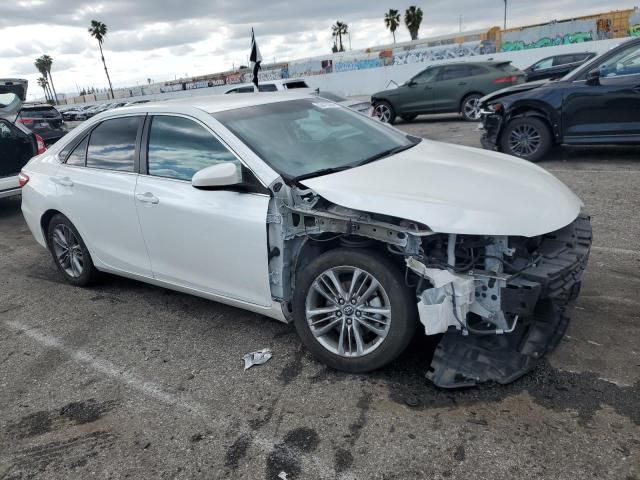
[408,214,592,388]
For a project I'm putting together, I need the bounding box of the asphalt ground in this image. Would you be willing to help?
[0,114,638,480]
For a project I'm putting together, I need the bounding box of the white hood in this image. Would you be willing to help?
[300,140,582,237]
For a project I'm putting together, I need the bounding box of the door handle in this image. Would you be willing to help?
[53,176,73,187]
[458,81,467,85]
[136,192,159,204]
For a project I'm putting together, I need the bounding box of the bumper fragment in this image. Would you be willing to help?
[426,214,592,388]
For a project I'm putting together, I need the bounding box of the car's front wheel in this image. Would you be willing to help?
[47,213,98,286]
[372,101,396,124]
[293,248,417,373]
[500,117,552,162]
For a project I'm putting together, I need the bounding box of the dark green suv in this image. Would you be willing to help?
[371,61,525,123]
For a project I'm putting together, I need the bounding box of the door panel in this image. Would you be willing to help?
[55,115,152,276]
[564,42,640,140]
[134,113,272,306]
[392,68,438,113]
[430,65,472,112]
[134,176,272,306]
[56,165,152,276]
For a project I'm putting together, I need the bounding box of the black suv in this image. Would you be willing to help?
[480,38,640,161]
[17,104,66,145]
[523,52,597,82]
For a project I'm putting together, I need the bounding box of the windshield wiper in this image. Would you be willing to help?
[355,139,420,167]
[295,166,352,181]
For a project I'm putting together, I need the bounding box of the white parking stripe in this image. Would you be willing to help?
[3,319,338,479]
[592,246,640,256]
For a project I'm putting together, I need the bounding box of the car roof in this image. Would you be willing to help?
[117,91,314,114]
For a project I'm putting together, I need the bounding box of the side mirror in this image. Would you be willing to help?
[192,162,241,189]
[585,69,601,86]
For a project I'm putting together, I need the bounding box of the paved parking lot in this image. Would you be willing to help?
[1,115,638,480]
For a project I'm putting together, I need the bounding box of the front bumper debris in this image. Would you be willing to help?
[427,214,592,388]
[480,113,503,151]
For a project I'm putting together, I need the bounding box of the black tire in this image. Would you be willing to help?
[372,101,396,124]
[293,248,417,373]
[400,114,418,122]
[460,94,483,121]
[47,213,98,286]
[500,116,552,162]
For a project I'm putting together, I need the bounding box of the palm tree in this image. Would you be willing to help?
[331,21,349,52]
[39,54,58,104]
[37,77,51,102]
[34,58,54,103]
[88,20,115,99]
[384,9,401,43]
[404,6,423,41]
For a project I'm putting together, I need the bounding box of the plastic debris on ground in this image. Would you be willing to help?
[243,348,272,370]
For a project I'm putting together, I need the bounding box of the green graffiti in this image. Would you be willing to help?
[501,31,593,52]
[630,24,640,37]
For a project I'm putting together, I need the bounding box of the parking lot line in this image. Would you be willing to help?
[2,318,339,479]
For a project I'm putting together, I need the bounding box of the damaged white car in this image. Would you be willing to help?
[20,93,591,387]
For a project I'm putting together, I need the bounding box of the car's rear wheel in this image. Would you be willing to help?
[47,213,98,286]
[500,117,552,162]
[461,94,483,121]
[400,114,418,122]
[372,101,396,124]
[293,248,417,373]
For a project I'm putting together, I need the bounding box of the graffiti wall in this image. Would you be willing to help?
[630,11,640,37]
[501,19,602,51]
[392,41,493,65]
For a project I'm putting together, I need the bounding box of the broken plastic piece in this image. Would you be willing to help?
[243,349,272,370]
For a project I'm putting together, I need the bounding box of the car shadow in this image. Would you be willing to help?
[0,196,22,220]
[399,113,466,125]
[542,144,640,165]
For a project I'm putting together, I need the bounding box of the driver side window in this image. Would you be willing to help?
[598,43,640,79]
[147,115,238,181]
[411,68,439,85]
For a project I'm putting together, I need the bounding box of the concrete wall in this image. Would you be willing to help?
[69,37,625,106]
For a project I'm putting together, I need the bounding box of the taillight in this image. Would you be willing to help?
[18,118,34,125]
[18,172,30,188]
[493,75,519,84]
[35,134,47,154]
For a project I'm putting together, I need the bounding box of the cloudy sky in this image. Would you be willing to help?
[1,0,637,99]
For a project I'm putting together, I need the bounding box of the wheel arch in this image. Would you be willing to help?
[506,103,560,143]
[40,209,63,250]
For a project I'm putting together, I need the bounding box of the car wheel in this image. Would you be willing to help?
[47,213,98,286]
[500,117,552,162]
[461,94,483,121]
[400,114,418,122]
[293,248,417,373]
[372,101,396,124]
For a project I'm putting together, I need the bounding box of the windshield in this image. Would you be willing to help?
[213,98,417,179]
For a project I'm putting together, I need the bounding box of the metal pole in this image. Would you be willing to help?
[504,0,507,29]
[459,15,462,33]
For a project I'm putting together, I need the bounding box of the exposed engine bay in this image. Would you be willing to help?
[266,184,592,388]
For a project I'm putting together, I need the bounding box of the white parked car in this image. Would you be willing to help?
[20,92,591,387]
[224,79,309,94]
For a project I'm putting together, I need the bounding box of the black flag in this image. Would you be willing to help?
[250,28,262,89]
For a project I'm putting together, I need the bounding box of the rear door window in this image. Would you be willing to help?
[87,116,142,172]
[146,115,238,181]
[258,84,278,92]
[438,65,471,81]
[284,81,308,89]
[64,136,89,166]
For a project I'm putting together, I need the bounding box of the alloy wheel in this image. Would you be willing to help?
[508,124,541,157]
[373,104,392,123]
[305,266,392,357]
[51,224,84,278]
[463,97,481,120]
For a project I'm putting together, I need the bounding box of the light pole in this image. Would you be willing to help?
[459,15,462,33]
[503,0,507,30]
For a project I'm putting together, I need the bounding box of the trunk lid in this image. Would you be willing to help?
[0,79,27,120]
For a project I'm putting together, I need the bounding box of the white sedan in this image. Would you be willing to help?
[20,92,591,387]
